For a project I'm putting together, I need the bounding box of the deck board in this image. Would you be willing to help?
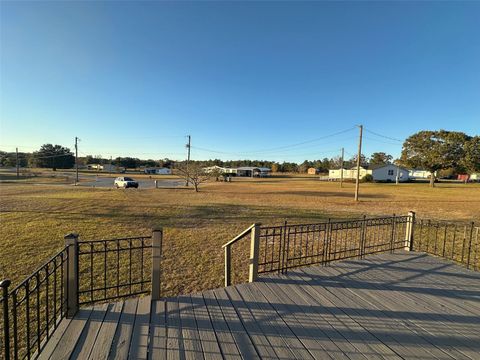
[43,251,480,359]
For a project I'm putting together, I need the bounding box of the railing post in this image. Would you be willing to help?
[466,222,474,269]
[151,228,163,301]
[405,211,415,251]
[360,215,367,259]
[1,279,11,360]
[64,233,79,318]
[224,245,231,287]
[248,224,261,283]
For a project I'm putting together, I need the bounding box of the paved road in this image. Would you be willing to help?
[77,176,183,189]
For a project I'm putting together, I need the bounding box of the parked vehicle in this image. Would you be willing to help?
[114,177,138,188]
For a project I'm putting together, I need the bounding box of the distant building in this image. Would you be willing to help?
[307,168,319,175]
[370,164,409,182]
[408,169,433,180]
[236,167,271,177]
[329,166,372,180]
[87,164,117,172]
[458,173,480,182]
[203,166,271,177]
[329,164,409,182]
[144,167,171,175]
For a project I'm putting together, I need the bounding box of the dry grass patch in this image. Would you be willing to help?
[1,178,479,296]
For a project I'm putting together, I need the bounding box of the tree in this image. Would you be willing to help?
[370,152,393,166]
[400,130,470,187]
[298,160,312,173]
[175,162,211,192]
[32,144,74,170]
[347,154,369,168]
[114,157,139,170]
[460,136,480,180]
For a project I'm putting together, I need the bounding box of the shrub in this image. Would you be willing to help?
[362,174,374,182]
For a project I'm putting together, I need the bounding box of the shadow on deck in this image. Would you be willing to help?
[39,251,480,360]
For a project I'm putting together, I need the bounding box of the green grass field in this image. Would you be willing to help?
[1,176,479,297]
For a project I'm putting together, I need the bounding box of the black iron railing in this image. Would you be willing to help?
[1,230,162,360]
[0,247,69,360]
[415,219,478,270]
[258,214,411,274]
[77,236,153,305]
[223,213,414,285]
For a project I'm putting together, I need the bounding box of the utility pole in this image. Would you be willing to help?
[16,147,19,179]
[340,147,344,188]
[185,135,191,186]
[110,156,113,176]
[396,165,400,185]
[354,125,363,202]
[75,137,79,185]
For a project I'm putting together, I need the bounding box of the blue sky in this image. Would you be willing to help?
[1,1,479,162]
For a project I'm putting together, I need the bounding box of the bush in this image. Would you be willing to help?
[362,174,374,182]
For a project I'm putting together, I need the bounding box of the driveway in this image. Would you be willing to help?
[77,175,183,189]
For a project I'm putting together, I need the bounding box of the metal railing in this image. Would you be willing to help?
[414,219,479,270]
[77,235,153,305]
[223,213,415,286]
[0,247,69,360]
[1,229,163,360]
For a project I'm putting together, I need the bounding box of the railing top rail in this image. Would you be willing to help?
[2,245,69,296]
[416,218,475,226]
[222,223,260,248]
[78,235,152,243]
[259,214,409,231]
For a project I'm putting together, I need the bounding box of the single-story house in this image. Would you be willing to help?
[329,165,409,182]
[370,164,409,182]
[307,167,319,175]
[408,169,433,180]
[329,166,372,180]
[203,166,237,175]
[87,164,117,172]
[203,166,270,177]
[144,167,171,175]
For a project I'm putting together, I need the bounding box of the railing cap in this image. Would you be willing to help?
[222,223,261,248]
[0,279,11,288]
[64,232,79,239]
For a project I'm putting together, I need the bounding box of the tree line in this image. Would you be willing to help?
[2,130,478,186]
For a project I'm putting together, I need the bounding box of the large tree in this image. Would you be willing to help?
[460,136,480,179]
[400,130,470,187]
[370,152,393,166]
[32,144,75,170]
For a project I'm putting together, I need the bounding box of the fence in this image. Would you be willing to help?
[2,213,478,359]
[223,213,414,286]
[414,219,479,270]
[0,229,162,360]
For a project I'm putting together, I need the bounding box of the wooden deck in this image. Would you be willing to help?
[39,251,480,359]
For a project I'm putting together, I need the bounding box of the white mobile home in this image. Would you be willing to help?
[87,164,117,172]
[371,164,409,182]
[144,167,172,175]
[408,169,432,180]
[329,166,372,180]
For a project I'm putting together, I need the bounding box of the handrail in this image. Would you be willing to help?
[222,223,260,248]
[223,223,261,287]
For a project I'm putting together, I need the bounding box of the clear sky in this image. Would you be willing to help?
[1,1,479,162]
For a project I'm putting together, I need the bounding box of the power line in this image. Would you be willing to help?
[190,129,358,156]
[364,128,403,142]
[363,136,403,146]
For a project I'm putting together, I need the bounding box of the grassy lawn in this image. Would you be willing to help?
[1,176,479,297]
